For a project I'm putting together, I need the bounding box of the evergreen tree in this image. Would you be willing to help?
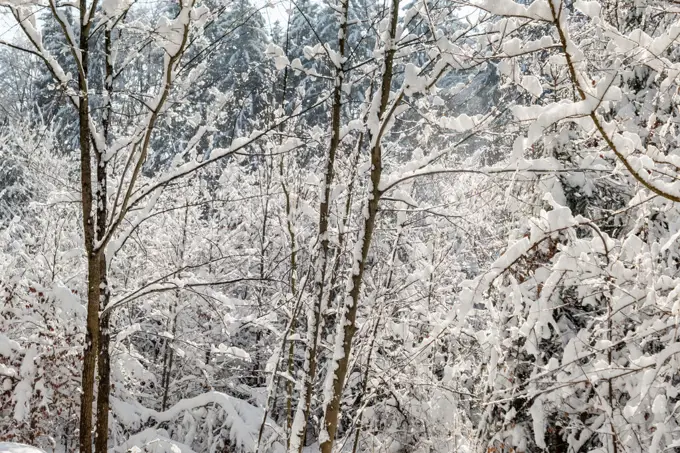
[206,0,270,137]
[33,10,80,153]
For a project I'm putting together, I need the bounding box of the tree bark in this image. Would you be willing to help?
[94,23,114,452]
[77,0,98,447]
[319,1,399,451]
[94,308,110,453]
[80,258,100,453]
[288,1,350,451]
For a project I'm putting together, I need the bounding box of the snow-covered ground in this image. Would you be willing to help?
[0,444,45,453]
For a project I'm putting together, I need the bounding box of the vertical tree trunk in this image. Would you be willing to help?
[77,0,98,448]
[350,316,381,453]
[94,307,110,453]
[280,158,298,444]
[161,202,189,411]
[94,24,114,453]
[288,1,350,451]
[80,260,100,453]
[350,205,405,453]
[257,57,299,447]
[160,301,177,412]
[319,1,399,451]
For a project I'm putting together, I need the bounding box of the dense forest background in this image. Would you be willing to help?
[1,0,680,452]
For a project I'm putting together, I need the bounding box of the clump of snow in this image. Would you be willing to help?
[575,0,602,18]
[0,444,45,453]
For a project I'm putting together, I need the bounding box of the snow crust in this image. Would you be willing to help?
[0,444,45,453]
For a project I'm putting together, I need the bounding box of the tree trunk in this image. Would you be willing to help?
[319,1,399,450]
[288,1,350,451]
[77,0,98,446]
[80,256,100,453]
[94,24,114,452]
[94,308,110,453]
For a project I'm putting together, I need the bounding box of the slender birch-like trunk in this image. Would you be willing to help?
[288,1,351,451]
[319,1,400,451]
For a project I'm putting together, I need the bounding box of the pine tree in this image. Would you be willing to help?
[206,0,270,137]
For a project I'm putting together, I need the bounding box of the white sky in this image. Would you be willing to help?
[259,0,293,29]
[0,11,19,41]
